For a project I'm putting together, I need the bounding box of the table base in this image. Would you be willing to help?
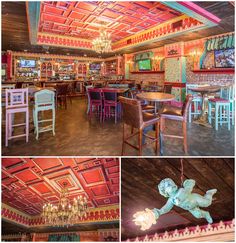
[193,113,212,128]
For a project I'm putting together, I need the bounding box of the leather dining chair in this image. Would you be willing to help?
[119,96,160,156]
[159,94,193,154]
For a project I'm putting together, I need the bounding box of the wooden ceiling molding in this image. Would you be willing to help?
[2,158,119,216]
[121,158,234,240]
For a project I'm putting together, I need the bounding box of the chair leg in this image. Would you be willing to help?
[115,106,117,124]
[52,108,56,136]
[232,102,235,125]
[183,121,187,154]
[215,104,219,131]
[189,105,192,123]
[227,105,230,130]
[155,122,159,155]
[139,128,143,156]
[5,112,9,147]
[121,123,126,156]
[26,110,29,143]
[208,102,212,124]
[35,111,39,140]
[160,117,165,155]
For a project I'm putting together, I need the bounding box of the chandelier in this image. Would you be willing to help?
[92,29,112,53]
[42,183,88,227]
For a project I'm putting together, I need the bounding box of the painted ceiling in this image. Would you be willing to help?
[39,1,182,42]
[2,158,119,216]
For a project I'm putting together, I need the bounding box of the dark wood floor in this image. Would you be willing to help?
[2,97,235,156]
[121,158,234,240]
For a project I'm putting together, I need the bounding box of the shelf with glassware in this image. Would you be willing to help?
[53,61,77,81]
[40,61,53,81]
[15,58,40,81]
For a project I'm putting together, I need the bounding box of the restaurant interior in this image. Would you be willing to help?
[121,158,234,242]
[1,1,235,156]
[1,157,120,242]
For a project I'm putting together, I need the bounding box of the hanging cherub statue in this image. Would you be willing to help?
[133,178,217,231]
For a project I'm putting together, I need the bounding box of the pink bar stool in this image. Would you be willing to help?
[5,88,29,147]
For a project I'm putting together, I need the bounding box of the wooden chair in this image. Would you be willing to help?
[85,85,93,114]
[33,89,55,140]
[87,88,103,122]
[5,88,29,146]
[208,85,234,130]
[163,84,172,94]
[120,96,160,156]
[103,89,121,123]
[129,89,155,113]
[186,84,202,123]
[159,95,193,154]
[56,83,69,109]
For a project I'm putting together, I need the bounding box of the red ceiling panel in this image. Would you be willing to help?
[80,167,106,185]
[90,184,111,197]
[2,158,119,216]
[38,1,182,41]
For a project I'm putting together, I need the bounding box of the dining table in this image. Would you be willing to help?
[28,86,56,97]
[136,92,175,115]
[188,85,221,127]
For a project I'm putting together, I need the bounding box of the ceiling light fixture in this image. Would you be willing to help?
[92,23,112,53]
[133,159,217,231]
[42,183,88,227]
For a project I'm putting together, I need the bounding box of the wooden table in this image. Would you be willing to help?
[97,87,129,94]
[28,87,56,97]
[188,85,221,127]
[137,92,175,114]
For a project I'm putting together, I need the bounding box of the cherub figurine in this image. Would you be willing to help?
[133,178,217,231]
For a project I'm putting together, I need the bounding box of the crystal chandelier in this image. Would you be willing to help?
[92,29,112,53]
[42,183,88,227]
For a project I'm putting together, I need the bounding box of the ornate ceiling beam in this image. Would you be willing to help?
[2,203,119,228]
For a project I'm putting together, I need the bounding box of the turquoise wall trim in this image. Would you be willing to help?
[182,57,186,83]
[162,2,218,27]
[27,2,41,44]
[125,64,130,79]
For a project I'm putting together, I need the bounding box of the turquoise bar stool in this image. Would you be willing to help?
[208,86,233,130]
[186,84,202,123]
[33,89,56,140]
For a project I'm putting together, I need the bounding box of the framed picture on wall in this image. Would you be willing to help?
[214,49,235,68]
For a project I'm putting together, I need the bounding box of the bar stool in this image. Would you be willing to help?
[159,95,193,154]
[186,84,202,123]
[208,86,233,130]
[119,96,160,156]
[33,89,55,140]
[5,88,29,147]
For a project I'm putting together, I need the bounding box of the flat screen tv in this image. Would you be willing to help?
[138,59,151,71]
[214,49,234,68]
[89,63,101,70]
[20,59,36,68]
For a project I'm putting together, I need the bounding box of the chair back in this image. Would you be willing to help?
[34,89,55,107]
[182,94,193,120]
[220,85,234,101]
[5,88,28,109]
[88,88,103,102]
[163,84,172,94]
[56,83,69,96]
[15,82,23,89]
[119,96,143,128]
[85,85,93,93]
[103,89,118,102]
